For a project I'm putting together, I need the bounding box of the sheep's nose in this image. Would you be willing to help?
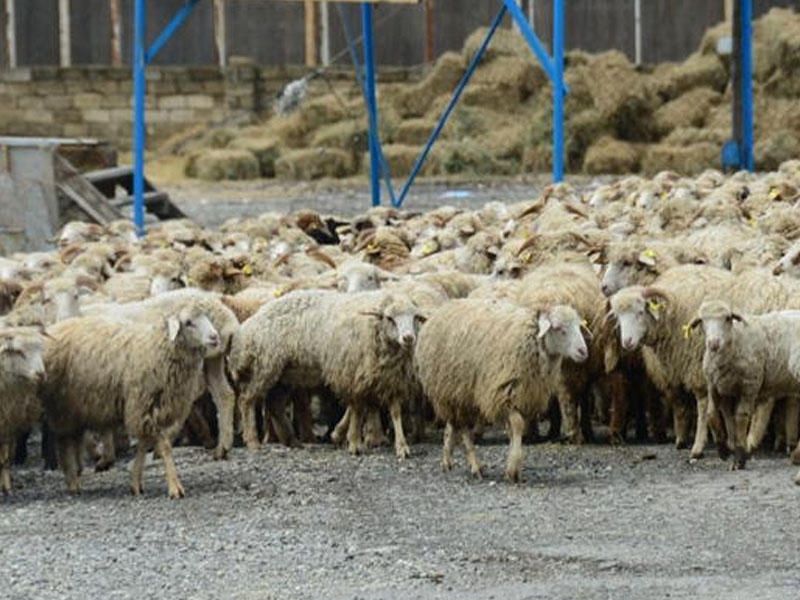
[601,283,612,296]
[622,337,634,350]
[576,347,588,361]
[708,339,720,352]
[35,370,45,382]
[773,264,784,276]
[208,333,220,347]
[401,333,414,346]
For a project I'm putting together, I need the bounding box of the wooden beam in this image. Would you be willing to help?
[213,0,227,67]
[424,0,434,63]
[5,0,16,69]
[304,0,317,67]
[58,0,71,67]
[109,0,122,66]
[319,0,329,66]
[724,0,733,23]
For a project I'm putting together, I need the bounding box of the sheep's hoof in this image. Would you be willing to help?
[441,458,454,472]
[689,446,704,461]
[790,448,800,466]
[608,432,624,446]
[130,484,143,496]
[732,448,747,470]
[67,483,82,496]
[245,441,261,452]
[504,468,520,483]
[716,442,731,461]
[168,483,185,499]
[94,457,114,472]
[794,472,800,486]
[365,433,390,449]
[347,443,362,456]
[675,439,688,450]
[470,466,484,481]
[212,446,229,461]
[395,444,411,460]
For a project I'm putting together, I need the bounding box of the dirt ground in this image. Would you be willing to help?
[4,178,800,600]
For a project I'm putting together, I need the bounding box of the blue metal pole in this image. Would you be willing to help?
[133,0,146,236]
[361,4,381,207]
[552,0,565,182]
[396,6,507,207]
[740,0,754,171]
[146,0,201,62]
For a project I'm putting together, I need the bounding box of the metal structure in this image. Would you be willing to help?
[130,0,754,234]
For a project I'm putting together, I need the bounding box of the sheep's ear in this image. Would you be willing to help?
[167,316,181,341]
[359,311,383,319]
[637,250,657,267]
[732,313,746,324]
[38,326,55,340]
[537,313,552,339]
[415,313,428,324]
[689,317,702,330]
[580,319,594,340]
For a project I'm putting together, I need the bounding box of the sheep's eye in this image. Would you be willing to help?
[185,319,194,327]
[725,316,733,323]
[621,260,632,267]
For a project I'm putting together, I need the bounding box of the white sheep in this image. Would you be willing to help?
[415,298,587,482]
[42,307,220,498]
[230,289,425,459]
[0,328,46,494]
[689,300,800,470]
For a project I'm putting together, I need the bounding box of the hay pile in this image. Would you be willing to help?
[177,7,800,180]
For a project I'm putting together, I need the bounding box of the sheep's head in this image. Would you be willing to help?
[336,262,395,293]
[0,328,45,383]
[773,241,800,278]
[43,279,81,322]
[601,243,661,296]
[536,305,588,363]
[166,308,220,355]
[688,300,745,354]
[361,294,426,350]
[609,286,668,351]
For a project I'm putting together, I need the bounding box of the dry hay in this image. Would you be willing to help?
[583,136,641,175]
[274,148,353,180]
[663,127,728,147]
[462,26,531,64]
[470,56,545,103]
[395,118,438,146]
[649,53,728,102]
[365,143,440,178]
[394,52,465,118]
[184,148,260,181]
[228,135,282,177]
[641,142,718,176]
[755,132,800,172]
[652,87,721,136]
[566,109,609,170]
[310,119,368,152]
[754,8,800,85]
[439,139,519,176]
[295,95,349,131]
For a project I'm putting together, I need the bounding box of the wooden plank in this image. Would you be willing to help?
[109,0,122,66]
[304,0,317,67]
[53,154,123,225]
[424,0,434,63]
[213,0,227,67]
[5,0,16,69]
[58,0,71,67]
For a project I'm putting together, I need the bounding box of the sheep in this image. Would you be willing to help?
[230,289,425,459]
[600,239,682,297]
[608,264,734,458]
[80,288,240,460]
[415,299,588,482]
[0,328,46,494]
[773,240,800,278]
[41,307,220,498]
[687,300,800,470]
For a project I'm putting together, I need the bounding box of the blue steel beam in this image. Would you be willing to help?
[361,4,381,207]
[552,0,565,181]
[740,0,754,171]
[132,0,147,236]
[396,6,507,207]
[146,0,201,63]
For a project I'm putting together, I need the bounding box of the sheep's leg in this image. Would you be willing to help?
[346,406,364,456]
[266,390,298,448]
[690,394,710,460]
[644,380,666,443]
[57,436,81,495]
[505,410,526,483]
[746,396,775,454]
[792,436,800,466]
[557,389,583,445]
[389,400,410,460]
[714,394,733,461]
[460,429,482,479]
[239,388,262,451]
[732,402,752,470]
[130,442,148,496]
[155,435,185,499]
[331,407,350,446]
[364,408,389,448]
[607,372,628,445]
[441,422,456,471]
[94,431,117,472]
[205,356,235,460]
[0,442,11,495]
[185,402,216,450]
[783,395,800,455]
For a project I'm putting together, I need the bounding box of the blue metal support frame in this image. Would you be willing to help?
[361,4,382,207]
[552,0,565,181]
[132,0,200,236]
[740,0,754,171]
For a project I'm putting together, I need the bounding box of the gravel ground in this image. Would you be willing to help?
[3,437,800,600]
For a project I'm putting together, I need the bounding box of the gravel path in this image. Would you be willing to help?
[3,437,799,600]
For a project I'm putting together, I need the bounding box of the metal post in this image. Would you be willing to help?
[633,0,642,65]
[361,3,380,207]
[213,0,227,68]
[5,0,16,69]
[740,0,753,171]
[552,0,565,182]
[58,0,71,67]
[133,0,146,235]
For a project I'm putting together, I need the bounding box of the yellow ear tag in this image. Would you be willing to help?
[520,250,533,263]
[366,243,378,253]
[243,264,253,276]
[769,187,780,200]
[682,323,693,339]
[272,287,285,298]
[580,319,588,328]
[422,242,436,256]
[647,300,662,313]
[643,248,657,259]
[748,217,757,228]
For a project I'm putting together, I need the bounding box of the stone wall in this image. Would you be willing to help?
[0,60,415,152]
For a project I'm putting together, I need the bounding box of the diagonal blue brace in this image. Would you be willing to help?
[395,6,507,208]
[146,0,201,63]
